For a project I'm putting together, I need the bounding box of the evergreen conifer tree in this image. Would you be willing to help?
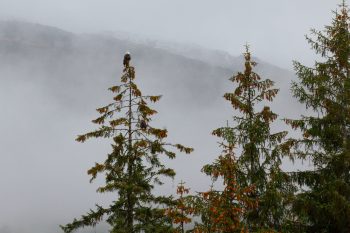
[165,181,193,233]
[286,2,350,232]
[199,144,257,233]
[202,46,294,232]
[60,55,193,233]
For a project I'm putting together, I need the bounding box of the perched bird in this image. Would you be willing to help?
[123,52,131,68]
[140,119,147,130]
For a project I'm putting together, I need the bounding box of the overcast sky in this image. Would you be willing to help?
[0,0,340,69]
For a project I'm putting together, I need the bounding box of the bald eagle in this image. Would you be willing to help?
[123,52,131,68]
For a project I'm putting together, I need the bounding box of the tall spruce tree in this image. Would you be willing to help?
[287,2,350,232]
[202,46,294,232]
[60,55,193,233]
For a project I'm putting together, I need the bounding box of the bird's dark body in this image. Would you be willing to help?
[140,120,147,130]
[123,53,131,68]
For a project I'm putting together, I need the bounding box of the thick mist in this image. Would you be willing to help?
[1,1,340,232]
[0,0,337,69]
[7,0,347,225]
[0,21,309,232]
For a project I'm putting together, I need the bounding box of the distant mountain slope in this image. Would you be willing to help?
[0,20,295,112]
